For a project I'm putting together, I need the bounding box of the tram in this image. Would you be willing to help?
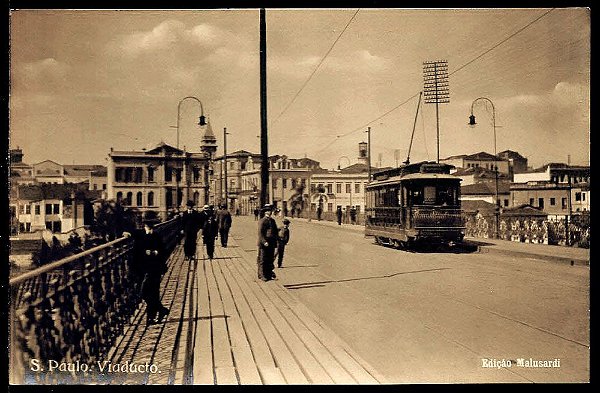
[365,161,465,248]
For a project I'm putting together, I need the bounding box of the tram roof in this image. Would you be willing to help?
[367,172,460,187]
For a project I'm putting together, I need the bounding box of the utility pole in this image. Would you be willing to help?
[423,60,449,163]
[366,126,372,182]
[259,8,269,208]
[223,127,229,208]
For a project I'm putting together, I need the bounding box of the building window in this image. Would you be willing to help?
[165,167,172,182]
[582,192,586,201]
[93,184,98,190]
[301,179,306,188]
[355,183,360,194]
[291,179,297,189]
[273,179,278,189]
[45,204,52,215]
[346,183,351,193]
[538,198,544,210]
[193,167,200,183]
[503,199,509,207]
[529,198,534,206]
[193,191,199,206]
[148,191,154,206]
[126,192,133,206]
[282,179,287,189]
[550,198,556,206]
[102,184,107,190]
[326,184,332,194]
[117,192,123,203]
[327,203,333,212]
[148,167,155,182]
[53,204,59,214]
[136,192,143,206]
[135,167,143,183]
[35,205,40,215]
[336,183,342,194]
[46,221,62,233]
[561,197,567,209]
[575,192,582,202]
[19,205,24,214]
[230,162,235,170]
[19,223,25,233]
[25,222,31,232]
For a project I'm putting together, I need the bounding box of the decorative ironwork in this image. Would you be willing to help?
[9,217,182,384]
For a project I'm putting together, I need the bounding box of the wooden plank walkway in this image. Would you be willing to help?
[105,229,386,385]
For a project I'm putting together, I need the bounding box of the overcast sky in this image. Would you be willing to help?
[9,8,590,170]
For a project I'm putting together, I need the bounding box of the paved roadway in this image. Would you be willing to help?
[232,215,589,383]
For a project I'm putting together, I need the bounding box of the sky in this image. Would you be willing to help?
[9,8,590,171]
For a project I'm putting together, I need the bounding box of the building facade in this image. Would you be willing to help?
[511,163,590,217]
[441,152,510,176]
[107,142,212,220]
[10,183,99,236]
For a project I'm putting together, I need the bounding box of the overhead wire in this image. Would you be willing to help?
[311,8,557,158]
[269,9,361,129]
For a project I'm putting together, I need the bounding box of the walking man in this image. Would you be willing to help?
[276,218,290,268]
[216,203,232,247]
[257,204,278,281]
[181,200,202,261]
[253,207,260,221]
[139,219,169,326]
[336,206,343,225]
[350,206,357,225]
[202,205,218,260]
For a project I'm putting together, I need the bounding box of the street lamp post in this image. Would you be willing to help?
[173,96,207,209]
[469,97,500,239]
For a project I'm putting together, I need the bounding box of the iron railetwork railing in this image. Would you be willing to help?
[410,207,464,229]
[9,217,182,384]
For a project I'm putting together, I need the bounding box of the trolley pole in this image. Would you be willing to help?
[223,127,229,208]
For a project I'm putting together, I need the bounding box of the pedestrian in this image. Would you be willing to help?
[181,200,202,261]
[216,203,232,247]
[202,205,218,260]
[336,206,343,225]
[350,206,357,225]
[275,218,290,268]
[254,207,260,221]
[138,219,169,326]
[256,204,278,281]
[317,206,323,221]
[235,208,240,216]
[283,206,288,218]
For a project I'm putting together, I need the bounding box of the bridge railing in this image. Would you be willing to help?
[9,217,182,384]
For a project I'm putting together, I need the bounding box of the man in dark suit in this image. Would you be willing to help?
[216,203,233,248]
[181,200,202,261]
[256,204,278,281]
[202,205,219,260]
[138,219,169,326]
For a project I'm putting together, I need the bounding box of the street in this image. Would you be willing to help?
[231,215,589,383]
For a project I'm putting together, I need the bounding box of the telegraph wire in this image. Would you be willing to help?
[269,9,360,129]
[313,8,556,158]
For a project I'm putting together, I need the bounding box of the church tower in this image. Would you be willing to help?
[200,117,218,159]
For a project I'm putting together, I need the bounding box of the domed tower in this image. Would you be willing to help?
[200,117,218,159]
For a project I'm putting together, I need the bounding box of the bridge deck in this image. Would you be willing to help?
[106,232,385,385]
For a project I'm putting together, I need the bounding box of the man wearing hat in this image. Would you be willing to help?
[216,203,233,248]
[181,200,202,261]
[202,205,219,260]
[139,219,169,325]
[257,204,278,281]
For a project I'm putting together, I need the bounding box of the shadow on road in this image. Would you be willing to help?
[374,241,480,254]
[283,267,450,290]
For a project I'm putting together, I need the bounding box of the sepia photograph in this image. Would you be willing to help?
[7,7,590,385]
